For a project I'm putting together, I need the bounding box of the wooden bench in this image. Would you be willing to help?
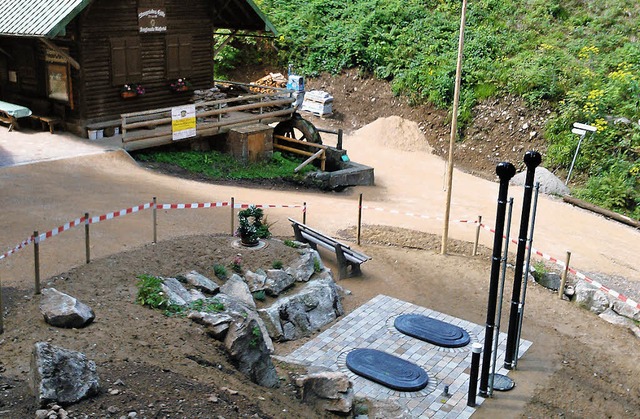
[288,218,371,279]
[30,114,63,134]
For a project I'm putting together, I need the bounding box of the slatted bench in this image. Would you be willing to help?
[30,114,63,134]
[0,100,32,131]
[288,218,371,279]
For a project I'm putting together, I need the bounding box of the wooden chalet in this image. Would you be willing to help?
[0,0,281,139]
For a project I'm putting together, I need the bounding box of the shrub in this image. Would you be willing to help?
[253,290,266,301]
[136,274,167,309]
[213,264,228,279]
[272,260,284,269]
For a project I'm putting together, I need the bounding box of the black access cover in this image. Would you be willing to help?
[346,348,429,391]
[394,314,471,348]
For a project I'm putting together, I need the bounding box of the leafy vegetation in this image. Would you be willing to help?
[252,0,639,218]
[213,263,228,280]
[272,260,284,269]
[284,239,300,248]
[236,206,272,245]
[136,274,168,309]
[135,150,315,181]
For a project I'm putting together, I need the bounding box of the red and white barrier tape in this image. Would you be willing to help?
[88,202,154,224]
[157,202,302,210]
[0,237,33,261]
[479,223,640,311]
[361,205,475,225]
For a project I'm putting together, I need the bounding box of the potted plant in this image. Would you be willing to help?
[120,83,145,99]
[170,78,191,93]
[236,205,270,247]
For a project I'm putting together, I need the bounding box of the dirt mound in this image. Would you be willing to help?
[351,116,433,153]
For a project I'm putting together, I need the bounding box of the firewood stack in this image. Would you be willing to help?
[249,73,287,93]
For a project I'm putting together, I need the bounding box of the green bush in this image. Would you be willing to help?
[136,274,167,309]
[272,260,284,269]
[213,264,228,279]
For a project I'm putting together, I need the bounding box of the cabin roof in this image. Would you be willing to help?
[0,0,277,38]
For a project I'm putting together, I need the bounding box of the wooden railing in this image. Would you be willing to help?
[273,134,327,171]
[121,81,296,151]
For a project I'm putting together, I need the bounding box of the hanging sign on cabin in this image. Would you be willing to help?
[138,0,167,33]
[171,104,196,141]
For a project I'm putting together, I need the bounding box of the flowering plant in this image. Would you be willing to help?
[120,83,145,98]
[170,78,192,92]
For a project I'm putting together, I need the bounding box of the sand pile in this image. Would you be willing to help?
[511,166,570,196]
[351,116,432,153]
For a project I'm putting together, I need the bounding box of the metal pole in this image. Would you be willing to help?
[357,193,363,245]
[472,215,482,256]
[468,342,483,406]
[441,0,468,255]
[303,202,307,224]
[566,135,585,185]
[513,183,541,369]
[489,198,514,395]
[152,197,157,244]
[504,151,541,369]
[337,129,343,150]
[85,212,90,264]
[478,162,516,397]
[34,230,41,295]
[230,197,235,236]
[559,251,572,299]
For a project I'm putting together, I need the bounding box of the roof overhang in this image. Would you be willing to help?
[210,0,278,36]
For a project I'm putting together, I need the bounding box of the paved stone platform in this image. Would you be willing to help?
[283,295,532,418]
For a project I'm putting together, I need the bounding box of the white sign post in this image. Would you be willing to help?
[171,104,196,141]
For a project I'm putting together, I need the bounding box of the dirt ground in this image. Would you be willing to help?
[0,71,639,418]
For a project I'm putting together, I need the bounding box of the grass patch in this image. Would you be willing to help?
[135,150,315,181]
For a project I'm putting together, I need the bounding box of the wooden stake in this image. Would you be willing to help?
[472,215,482,256]
[559,251,572,299]
[0,272,4,334]
[152,197,157,244]
[85,212,90,264]
[441,0,468,255]
[34,230,41,295]
[230,197,235,236]
[357,193,363,245]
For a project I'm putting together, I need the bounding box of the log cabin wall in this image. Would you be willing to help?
[76,0,214,127]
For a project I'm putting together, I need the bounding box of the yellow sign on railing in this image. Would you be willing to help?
[171,105,196,141]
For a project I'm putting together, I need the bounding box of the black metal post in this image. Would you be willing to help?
[478,162,516,397]
[504,151,541,369]
[468,342,483,406]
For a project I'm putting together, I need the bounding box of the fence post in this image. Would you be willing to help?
[559,251,572,299]
[468,343,482,406]
[337,129,343,150]
[230,197,235,236]
[85,212,90,264]
[303,202,307,224]
[152,197,157,244]
[357,193,363,245]
[34,230,41,295]
[472,215,482,256]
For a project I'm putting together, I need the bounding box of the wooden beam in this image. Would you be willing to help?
[213,30,238,56]
[38,38,81,70]
[295,149,325,172]
[562,195,639,229]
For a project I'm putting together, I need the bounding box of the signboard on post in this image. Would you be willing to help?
[138,0,167,33]
[172,104,196,141]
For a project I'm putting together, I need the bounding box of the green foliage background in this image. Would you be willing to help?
[250,0,639,217]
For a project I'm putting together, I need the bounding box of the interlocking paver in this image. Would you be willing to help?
[283,295,531,417]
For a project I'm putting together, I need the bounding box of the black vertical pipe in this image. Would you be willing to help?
[478,162,516,397]
[468,342,483,406]
[503,151,541,369]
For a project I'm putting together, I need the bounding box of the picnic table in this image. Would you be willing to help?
[0,101,32,131]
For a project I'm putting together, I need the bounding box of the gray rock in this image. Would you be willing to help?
[31,342,100,407]
[224,317,279,388]
[259,278,343,342]
[286,249,324,282]
[162,277,194,306]
[574,280,611,314]
[367,399,413,419]
[264,269,295,296]
[40,288,95,329]
[612,298,640,322]
[599,309,640,338]
[534,271,561,291]
[220,274,256,309]
[244,270,267,293]
[189,288,207,302]
[295,371,354,414]
[511,166,570,196]
[179,270,220,294]
[188,311,233,340]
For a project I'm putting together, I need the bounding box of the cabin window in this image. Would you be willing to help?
[46,63,71,103]
[111,37,142,86]
[166,35,193,79]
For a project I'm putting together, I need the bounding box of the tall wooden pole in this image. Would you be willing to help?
[441,0,468,254]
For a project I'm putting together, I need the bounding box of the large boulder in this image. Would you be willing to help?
[574,280,611,314]
[178,270,220,295]
[295,371,354,414]
[286,249,324,282]
[534,271,561,291]
[162,277,195,306]
[188,311,234,340]
[599,309,640,339]
[259,278,344,342]
[264,269,295,296]
[244,269,267,293]
[220,274,256,309]
[39,288,95,329]
[31,342,100,407]
[224,317,279,388]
